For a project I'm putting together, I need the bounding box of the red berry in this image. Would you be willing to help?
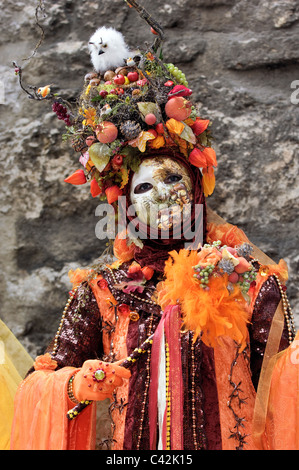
[145,113,157,125]
[137,78,148,86]
[147,129,158,138]
[151,27,158,35]
[99,90,108,98]
[155,123,164,135]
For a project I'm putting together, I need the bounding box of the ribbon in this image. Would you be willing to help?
[149,304,184,450]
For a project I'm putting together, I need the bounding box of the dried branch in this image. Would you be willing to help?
[124,0,164,52]
[23,0,46,62]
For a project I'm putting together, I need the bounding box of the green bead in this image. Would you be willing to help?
[94,369,106,381]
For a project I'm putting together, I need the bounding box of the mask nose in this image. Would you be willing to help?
[156,183,169,202]
[98,49,105,55]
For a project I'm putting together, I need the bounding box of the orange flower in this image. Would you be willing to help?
[83,107,97,128]
[105,185,123,204]
[142,266,154,280]
[148,135,165,149]
[202,167,215,197]
[189,147,217,169]
[128,262,142,275]
[34,353,58,371]
[196,246,222,267]
[113,230,136,263]
[68,268,91,287]
[146,52,155,61]
[128,131,155,152]
[64,169,87,185]
[165,118,184,135]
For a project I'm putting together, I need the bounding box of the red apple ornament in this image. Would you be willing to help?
[113,74,125,85]
[165,96,192,121]
[127,71,139,82]
[95,121,118,144]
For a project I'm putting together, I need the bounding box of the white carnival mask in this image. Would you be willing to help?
[130,156,193,231]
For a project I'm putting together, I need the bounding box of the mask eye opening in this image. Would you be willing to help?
[134,182,153,194]
[164,174,182,184]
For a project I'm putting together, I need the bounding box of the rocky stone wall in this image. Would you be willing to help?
[0,0,298,357]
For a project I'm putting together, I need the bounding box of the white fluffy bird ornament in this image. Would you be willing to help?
[88,27,131,74]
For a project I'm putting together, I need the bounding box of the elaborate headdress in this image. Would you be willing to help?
[14,1,217,207]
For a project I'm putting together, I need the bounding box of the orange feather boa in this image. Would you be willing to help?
[157,249,250,351]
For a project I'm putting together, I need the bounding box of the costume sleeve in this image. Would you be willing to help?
[11,281,103,450]
[248,275,290,390]
[47,281,104,368]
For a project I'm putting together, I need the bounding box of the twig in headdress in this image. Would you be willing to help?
[22,0,46,62]
[124,0,164,52]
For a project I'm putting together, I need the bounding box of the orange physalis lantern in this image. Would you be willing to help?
[64,169,87,185]
[202,167,216,197]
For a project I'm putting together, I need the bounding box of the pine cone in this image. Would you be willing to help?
[120,120,141,140]
[72,136,88,153]
[236,243,253,260]
[218,259,235,274]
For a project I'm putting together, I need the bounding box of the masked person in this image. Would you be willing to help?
[11,27,298,451]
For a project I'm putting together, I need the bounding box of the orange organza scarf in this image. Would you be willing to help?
[10,367,96,450]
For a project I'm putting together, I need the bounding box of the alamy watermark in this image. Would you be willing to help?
[291,80,299,105]
[0,80,5,105]
[95,197,204,249]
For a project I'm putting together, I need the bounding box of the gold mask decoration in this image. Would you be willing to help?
[130,156,193,231]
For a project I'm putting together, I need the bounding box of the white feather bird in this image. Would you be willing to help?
[88,27,131,73]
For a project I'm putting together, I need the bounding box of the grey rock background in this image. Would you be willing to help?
[0,0,298,358]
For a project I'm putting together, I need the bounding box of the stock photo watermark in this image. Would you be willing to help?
[0,80,5,105]
[94,198,204,248]
[291,80,299,105]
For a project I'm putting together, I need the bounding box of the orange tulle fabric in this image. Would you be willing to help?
[89,275,131,450]
[68,268,92,287]
[11,367,96,450]
[207,221,250,246]
[262,331,299,449]
[158,249,250,351]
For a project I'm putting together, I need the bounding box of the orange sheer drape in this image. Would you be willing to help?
[11,367,96,450]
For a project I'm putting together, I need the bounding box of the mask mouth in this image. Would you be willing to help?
[98,50,105,55]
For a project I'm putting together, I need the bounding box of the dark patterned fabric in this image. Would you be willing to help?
[249,275,290,389]
[49,282,103,369]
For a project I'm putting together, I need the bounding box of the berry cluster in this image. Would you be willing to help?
[166,63,188,87]
[193,264,215,288]
[52,102,71,126]
[238,267,257,294]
